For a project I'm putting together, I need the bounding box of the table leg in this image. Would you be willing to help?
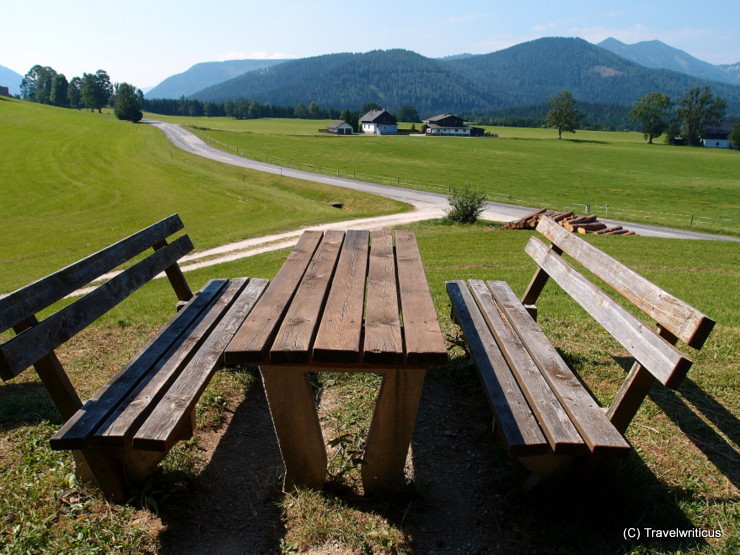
[361,368,426,496]
[260,365,327,490]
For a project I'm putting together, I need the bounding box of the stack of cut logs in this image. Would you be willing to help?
[501,208,635,235]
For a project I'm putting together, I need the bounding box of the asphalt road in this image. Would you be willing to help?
[147,120,737,242]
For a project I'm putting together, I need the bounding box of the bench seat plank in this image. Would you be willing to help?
[487,280,631,457]
[1,236,194,381]
[468,280,586,455]
[525,237,693,388]
[271,230,344,364]
[133,278,269,451]
[49,279,228,450]
[95,279,252,446]
[312,230,370,364]
[363,230,404,365]
[447,281,549,456]
[395,231,448,366]
[224,231,322,364]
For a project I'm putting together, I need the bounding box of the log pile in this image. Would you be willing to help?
[501,208,635,235]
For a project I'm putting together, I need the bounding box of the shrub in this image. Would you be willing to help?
[445,186,486,224]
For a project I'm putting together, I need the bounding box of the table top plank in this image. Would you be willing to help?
[270,230,345,364]
[395,230,448,366]
[224,231,323,364]
[312,230,370,364]
[363,230,404,365]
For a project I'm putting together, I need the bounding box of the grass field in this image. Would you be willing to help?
[153,114,740,236]
[0,99,406,292]
[1,222,737,553]
[1,101,738,552]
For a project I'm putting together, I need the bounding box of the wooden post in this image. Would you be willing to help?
[607,326,678,434]
[361,368,427,496]
[260,365,327,490]
[153,240,193,302]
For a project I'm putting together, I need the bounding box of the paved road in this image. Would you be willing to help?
[147,120,737,242]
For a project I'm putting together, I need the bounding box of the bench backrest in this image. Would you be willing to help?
[0,215,194,416]
[521,217,715,430]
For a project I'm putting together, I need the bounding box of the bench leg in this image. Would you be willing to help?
[519,454,575,490]
[74,448,130,503]
[361,368,426,496]
[260,365,327,490]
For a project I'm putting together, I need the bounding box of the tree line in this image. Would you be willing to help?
[540,86,734,146]
[20,65,144,122]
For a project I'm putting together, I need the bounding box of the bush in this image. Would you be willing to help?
[445,186,486,224]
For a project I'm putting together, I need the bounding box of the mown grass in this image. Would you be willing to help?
[2,221,737,553]
[0,99,406,292]
[151,114,740,236]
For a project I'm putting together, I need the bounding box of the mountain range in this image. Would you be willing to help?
[0,65,23,95]
[598,38,740,86]
[180,38,740,117]
[145,58,288,98]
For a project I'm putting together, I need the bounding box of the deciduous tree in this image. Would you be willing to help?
[546,90,580,139]
[676,87,727,146]
[630,92,672,144]
[113,82,143,122]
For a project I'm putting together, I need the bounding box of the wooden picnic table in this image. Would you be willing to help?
[224,229,448,495]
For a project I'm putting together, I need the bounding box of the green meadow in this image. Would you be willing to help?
[0,100,738,552]
[156,114,740,236]
[0,99,406,292]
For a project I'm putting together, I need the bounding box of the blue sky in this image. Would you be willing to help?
[3,0,739,89]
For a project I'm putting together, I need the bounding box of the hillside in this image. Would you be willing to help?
[598,37,740,85]
[448,38,740,110]
[146,59,288,99]
[193,49,496,115]
[0,64,23,95]
[189,38,740,115]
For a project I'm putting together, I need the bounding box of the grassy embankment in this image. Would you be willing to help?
[0,100,738,552]
[155,114,740,237]
[0,99,406,293]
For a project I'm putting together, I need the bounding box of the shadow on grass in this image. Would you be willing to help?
[406,358,711,554]
[649,378,740,490]
[0,382,62,432]
[156,372,284,554]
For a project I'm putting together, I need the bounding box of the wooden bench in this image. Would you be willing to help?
[0,214,268,502]
[446,216,715,485]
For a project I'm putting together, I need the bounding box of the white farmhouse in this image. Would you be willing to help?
[359,109,398,135]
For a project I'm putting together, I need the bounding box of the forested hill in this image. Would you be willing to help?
[193,49,497,115]
[447,38,740,108]
[189,38,740,116]
[146,59,288,99]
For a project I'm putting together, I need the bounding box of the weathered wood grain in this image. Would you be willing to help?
[50,279,227,450]
[0,214,186,334]
[0,236,194,381]
[468,280,585,455]
[224,231,322,364]
[96,279,249,447]
[446,281,549,456]
[133,278,269,451]
[363,230,403,365]
[487,280,630,456]
[536,216,715,349]
[526,237,693,387]
[312,230,369,364]
[270,231,344,364]
[395,230,448,366]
